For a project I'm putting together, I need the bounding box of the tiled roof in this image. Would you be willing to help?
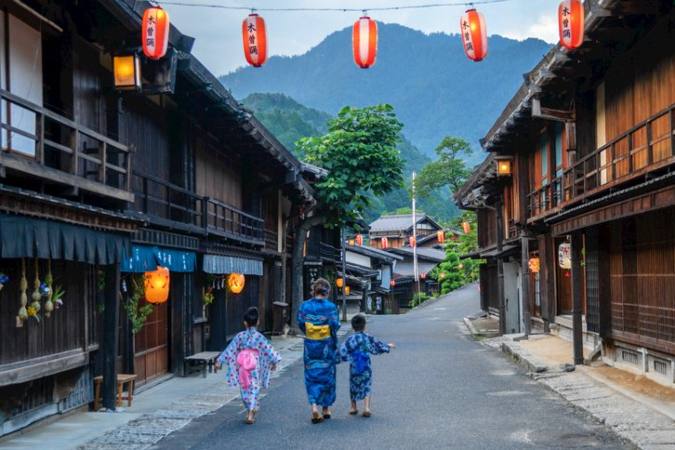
[369,214,441,233]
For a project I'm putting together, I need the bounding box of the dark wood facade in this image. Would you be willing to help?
[0,0,314,435]
[461,1,675,383]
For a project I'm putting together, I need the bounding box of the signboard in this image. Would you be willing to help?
[558,242,571,269]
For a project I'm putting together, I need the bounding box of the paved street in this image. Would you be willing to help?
[153,285,630,450]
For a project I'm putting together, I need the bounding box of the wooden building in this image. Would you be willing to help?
[0,0,314,435]
[462,0,675,385]
[369,213,443,250]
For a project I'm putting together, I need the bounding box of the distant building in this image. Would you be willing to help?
[369,213,443,249]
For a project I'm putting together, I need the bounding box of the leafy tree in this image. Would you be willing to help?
[432,211,480,294]
[415,136,473,199]
[290,105,405,325]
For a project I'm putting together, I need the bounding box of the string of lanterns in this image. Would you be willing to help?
[143,0,584,69]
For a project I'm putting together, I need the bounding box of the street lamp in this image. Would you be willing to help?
[113,54,141,90]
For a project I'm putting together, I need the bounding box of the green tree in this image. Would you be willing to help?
[290,105,405,325]
[433,211,480,294]
[414,136,473,199]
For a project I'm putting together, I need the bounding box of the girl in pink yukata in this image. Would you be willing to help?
[216,307,281,424]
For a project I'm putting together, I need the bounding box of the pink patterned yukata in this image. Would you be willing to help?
[217,327,281,411]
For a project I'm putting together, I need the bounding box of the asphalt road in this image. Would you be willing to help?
[154,285,631,450]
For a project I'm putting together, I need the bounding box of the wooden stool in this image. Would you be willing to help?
[93,373,138,410]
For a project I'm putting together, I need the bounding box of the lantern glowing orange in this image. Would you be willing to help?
[409,236,417,248]
[355,234,363,246]
[460,9,487,62]
[437,230,446,244]
[344,286,351,296]
[144,266,170,304]
[558,0,584,50]
[142,7,170,60]
[227,273,246,294]
[336,277,344,288]
[528,257,541,274]
[242,13,267,67]
[381,237,389,249]
[462,221,471,234]
[352,16,378,69]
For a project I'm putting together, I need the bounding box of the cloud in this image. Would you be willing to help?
[501,13,558,43]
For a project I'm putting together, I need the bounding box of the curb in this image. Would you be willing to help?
[499,342,549,374]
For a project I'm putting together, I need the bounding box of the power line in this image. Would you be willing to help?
[157,0,512,13]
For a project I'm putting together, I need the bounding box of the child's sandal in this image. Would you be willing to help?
[349,410,358,415]
[311,411,323,424]
[362,411,372,418]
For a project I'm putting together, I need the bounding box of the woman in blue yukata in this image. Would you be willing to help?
[297,278,341,424]
[216,307,281,424]
[340,313,395,417]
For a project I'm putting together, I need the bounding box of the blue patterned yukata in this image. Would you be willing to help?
[339,332,390,401]
[297,298,340,407]
[217,327,281,411]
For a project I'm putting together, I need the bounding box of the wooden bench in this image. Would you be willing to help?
[184,351,221,378]
[93,373,137,410]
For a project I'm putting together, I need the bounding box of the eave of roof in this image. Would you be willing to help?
[347,244,404,261]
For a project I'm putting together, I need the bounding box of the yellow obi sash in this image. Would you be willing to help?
[305,322,330,340]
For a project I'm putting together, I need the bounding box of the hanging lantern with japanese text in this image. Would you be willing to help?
[142,7,170,60]
[558,243,571,270]
[242,13,267,67]
[558,0,584,50]
[352,16,378,69]
[460,9,487,62]
[144,266,170,304]
[228,273,246,294]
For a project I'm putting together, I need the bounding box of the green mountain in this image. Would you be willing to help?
[222,23,551,163]
[241,92,456,222]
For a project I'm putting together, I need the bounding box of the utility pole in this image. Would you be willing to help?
[412,172,420,295]
[340,226,347,321]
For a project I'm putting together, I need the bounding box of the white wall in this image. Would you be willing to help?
[346,251,371,269]
[0,12,42,155]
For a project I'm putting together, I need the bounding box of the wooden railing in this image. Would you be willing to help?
[563,104,675,204]
[133,172,264,244]
[0,89,132,202]
[527,105,675,220]
[264,229,278,251]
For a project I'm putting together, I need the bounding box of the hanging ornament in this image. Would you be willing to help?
[355,234,364,246]
[462,221,471,234]
[409,236,417,248]
[17,259,28,327]
[242,13,268,67]
[381,237,389,249]
[558,0,584,50]
[27,259,42,322]
[144,266,170,304]
[460,9,487,62]
[228,273,246,294]
[352,15,378,69]
[142,7,170,60]
[437,230,446,244]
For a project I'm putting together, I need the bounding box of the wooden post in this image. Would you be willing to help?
[571,233,584,365]
[102,264,120,410]
[520,236,531,337]
[495,195,506,335]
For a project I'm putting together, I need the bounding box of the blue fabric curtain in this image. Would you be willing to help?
[203,254,263,276]
[121,245,195,273]
[0,214,130,264]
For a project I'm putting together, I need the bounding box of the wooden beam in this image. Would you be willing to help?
[532,97,575,122]
[0,349,87,386]
[571,233,584,365]
[102,264,120,411]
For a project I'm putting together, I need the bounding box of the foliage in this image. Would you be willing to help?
[125,275,154,335]
[297,104,405,226]
[432,211,481,295]
[222,24,550,158]
[415,136,473,199]
[410,292,431,308]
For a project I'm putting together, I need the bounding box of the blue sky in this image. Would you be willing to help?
[163,0,562,75]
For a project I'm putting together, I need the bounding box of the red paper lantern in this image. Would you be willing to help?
[409,236,417,248]
[390,279,396,287]
[381,237,389,249]
[352,16,378,69]
[355,234,364,246]
[144,266,170,304]
[558,0,584,50]
[228,273,246,294]
[242,13,267,67]
[142,7,170,60]
[460,9,487,62]
[462,221,471,234]
[437,230,445,244]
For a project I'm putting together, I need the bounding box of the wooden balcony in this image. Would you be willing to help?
[132,172,264,245]
[528,104,675,222]
[264,229,279,251]
[0,89,132,202]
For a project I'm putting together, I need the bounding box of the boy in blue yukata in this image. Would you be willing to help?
[340,314,395,417]
[216,307,280,424]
